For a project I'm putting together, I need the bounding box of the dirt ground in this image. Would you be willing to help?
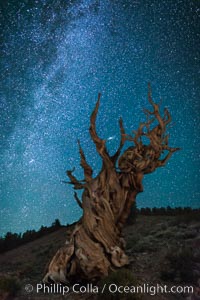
[0,214,199,300]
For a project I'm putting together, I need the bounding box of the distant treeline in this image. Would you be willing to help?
[137,206,200,216]
[126,205,200,225]
[0,207,199,253]
[0,219,65,253]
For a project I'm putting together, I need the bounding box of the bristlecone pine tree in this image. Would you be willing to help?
[43,84,180,283]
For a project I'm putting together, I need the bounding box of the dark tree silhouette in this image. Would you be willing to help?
[44,85,180,283]
[52,219,61,228]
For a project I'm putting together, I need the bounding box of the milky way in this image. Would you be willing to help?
[0,0,200,236]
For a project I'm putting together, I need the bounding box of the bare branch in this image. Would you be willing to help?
[78,140,93,182]
[163,108,171,126]
[111,117,126,164]
[66,168,85,190]
[89,93,113,167]
[74,192,83,209]
[156,148,180,167]
[147,83,165,130]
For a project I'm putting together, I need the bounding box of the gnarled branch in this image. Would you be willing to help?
[111,117,126,164]
[78,140,93,182]
[66,168,85,190]
[89,93,113,168]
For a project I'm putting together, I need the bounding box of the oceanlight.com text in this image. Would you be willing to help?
[31,283,194,296]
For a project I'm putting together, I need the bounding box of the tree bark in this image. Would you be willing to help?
[43,85,180,283]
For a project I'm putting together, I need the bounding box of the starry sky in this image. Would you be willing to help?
[0,0,200,236]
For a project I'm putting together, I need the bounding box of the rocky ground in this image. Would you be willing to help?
[0,214,199,300]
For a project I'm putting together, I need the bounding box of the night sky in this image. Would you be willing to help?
[0,0,200,236]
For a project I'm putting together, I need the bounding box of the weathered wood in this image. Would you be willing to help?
[43,86,179,283]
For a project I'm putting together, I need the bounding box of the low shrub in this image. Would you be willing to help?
[160,245,195,283]
[98,269,142,300]
[0,276,21,296]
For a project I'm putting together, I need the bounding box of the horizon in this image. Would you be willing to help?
[1,205,199,238]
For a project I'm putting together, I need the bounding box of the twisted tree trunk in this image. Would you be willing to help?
[43,85,179,283]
